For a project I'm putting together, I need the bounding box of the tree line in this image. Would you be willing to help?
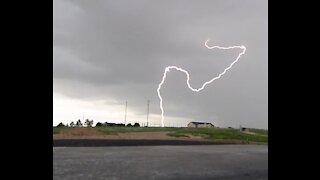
[56,119,140,128]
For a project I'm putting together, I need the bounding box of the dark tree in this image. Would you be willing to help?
[76,119,83,127]
[56,122,65,128]
[70,121,75,127]
[126,123,133,127]
[85,119,94,127]
[133,123,140,127]
[105,122,125,127]
[95,122,103,127]
[106,122,115,126]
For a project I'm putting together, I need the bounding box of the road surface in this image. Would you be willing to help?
[53,145,268,180]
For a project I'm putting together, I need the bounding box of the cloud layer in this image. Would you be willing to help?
[53,0,268,128]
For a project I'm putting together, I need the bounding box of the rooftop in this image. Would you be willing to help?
[189,122,213,125]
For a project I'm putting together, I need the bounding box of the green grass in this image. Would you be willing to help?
[170,128,268,143]
[95,126,268,143]
[53,126,268,143]
[245,128,268,136]
[53,127,65,134]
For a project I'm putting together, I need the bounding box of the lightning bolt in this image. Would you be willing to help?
[157,39,246,127]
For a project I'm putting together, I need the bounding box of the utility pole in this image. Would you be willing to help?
[147,100,150,127]
[124,101,127,125]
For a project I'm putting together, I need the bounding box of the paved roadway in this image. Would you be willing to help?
[53,145,268,180]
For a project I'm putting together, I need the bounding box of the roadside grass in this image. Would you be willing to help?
[53,126,268,143]
[95,126,268,143]
[53,127,65,134]
[244,128,268,136]
[169,128,268,143]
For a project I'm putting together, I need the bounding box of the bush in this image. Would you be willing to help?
[118,123,125,127]
[76,119,83,127]
[126,123,133,127]
[133,123,140,127]
[70,121,75,127]
[56,122,66,128]
[105,122,125,127]
[95,122,103,127]
[85,119,94,127]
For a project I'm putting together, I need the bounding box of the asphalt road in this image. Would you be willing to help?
[53,145,268,180]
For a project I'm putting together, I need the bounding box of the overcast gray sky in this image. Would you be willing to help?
[53,0,268,129]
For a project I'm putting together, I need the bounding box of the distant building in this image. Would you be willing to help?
[240,127,248,132]
[239,125,248,132]
[187,122,214,128]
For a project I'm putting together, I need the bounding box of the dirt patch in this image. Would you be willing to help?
[243,131,268,137]
[53,128,210,141]
[53,128,267,145]
[54,128,104,137]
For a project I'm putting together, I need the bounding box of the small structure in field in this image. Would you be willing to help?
[240,127,248,132]
[239,125,249,132]
[187,122,214,128]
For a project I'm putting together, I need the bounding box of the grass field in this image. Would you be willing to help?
[53,126,268,143]
[53,127,64,134]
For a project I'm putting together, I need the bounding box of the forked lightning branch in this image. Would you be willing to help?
[157,39,247,127]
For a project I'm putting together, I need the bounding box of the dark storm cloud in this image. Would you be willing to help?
[54,0,267,128]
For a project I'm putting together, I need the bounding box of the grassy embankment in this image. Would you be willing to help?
[53,126,268,143]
